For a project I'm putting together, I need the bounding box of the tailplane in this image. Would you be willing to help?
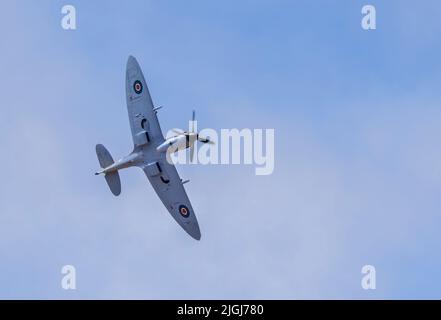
[104,171,121,196]
[95,144,121,196]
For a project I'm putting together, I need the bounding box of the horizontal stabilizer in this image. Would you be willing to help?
[96,144,115,168]
[95,144,121,196]
[105,171,121,196]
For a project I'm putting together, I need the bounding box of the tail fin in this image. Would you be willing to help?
[95,144,121,196]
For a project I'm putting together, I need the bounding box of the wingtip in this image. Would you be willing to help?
[191,228,202,241]
[193,233,201,241]
[185,225,201,241]
[127,55,137,65]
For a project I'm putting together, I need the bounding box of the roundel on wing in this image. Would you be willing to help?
[133,80,143,94]
[178,205,190,218]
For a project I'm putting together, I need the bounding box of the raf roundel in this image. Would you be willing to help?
[133,80,143,94]
[178,205,190,218]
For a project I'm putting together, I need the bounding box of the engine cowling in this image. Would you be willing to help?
[156,135,187,153]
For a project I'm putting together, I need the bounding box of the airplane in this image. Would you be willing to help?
[94,56,213,240]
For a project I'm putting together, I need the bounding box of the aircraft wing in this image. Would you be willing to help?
[126,56,165,148]
[142,156,201,240]
[126,56,201,240]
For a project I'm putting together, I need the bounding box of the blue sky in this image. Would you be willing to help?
[1,0,441,299]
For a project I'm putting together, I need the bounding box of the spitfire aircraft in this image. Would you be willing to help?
[95,56,213,240]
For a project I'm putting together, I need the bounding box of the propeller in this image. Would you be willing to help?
[191,110,196,133]
[172,128,185,135]
[172,110,215,162]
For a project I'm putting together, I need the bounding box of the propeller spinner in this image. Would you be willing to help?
[172,110,214,162]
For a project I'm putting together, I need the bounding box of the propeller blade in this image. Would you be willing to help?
[198,135,215,144]
[191,110,196,133]
[190,143,195,162]
[172,128,185,135]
